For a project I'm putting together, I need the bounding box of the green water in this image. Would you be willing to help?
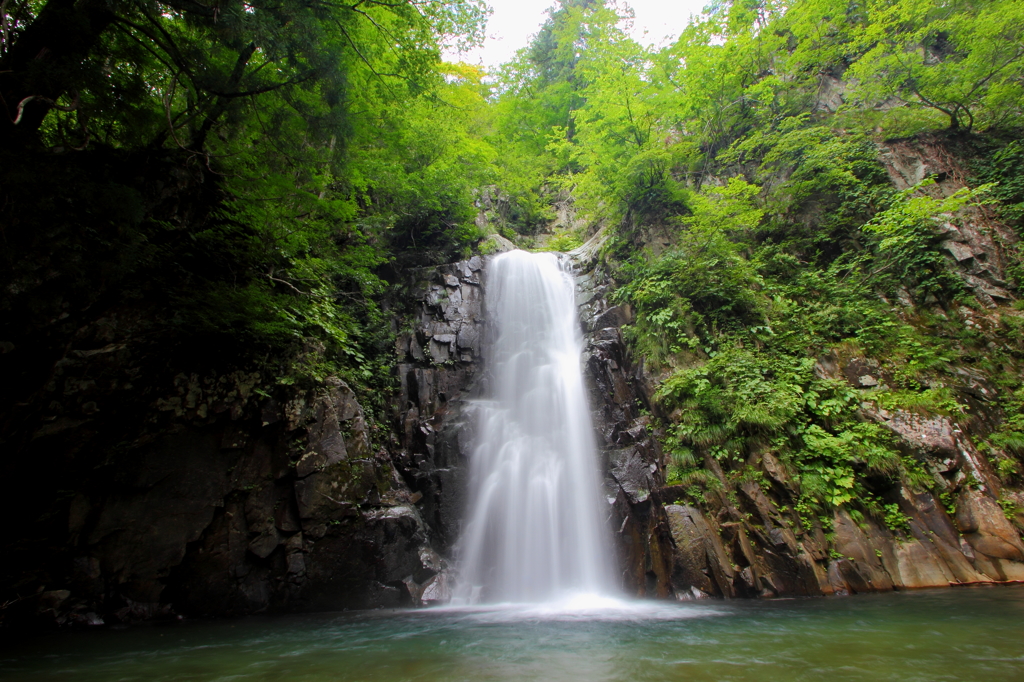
[3,587,1024,681]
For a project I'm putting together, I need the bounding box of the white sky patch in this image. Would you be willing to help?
[446,0,710,69]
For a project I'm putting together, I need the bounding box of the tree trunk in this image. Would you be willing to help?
[0,0,115,148]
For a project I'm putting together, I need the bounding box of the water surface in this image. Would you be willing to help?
[3,587,1024,681]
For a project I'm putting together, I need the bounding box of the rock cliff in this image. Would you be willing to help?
[6,177,1024,627]
[569,250,1024,601]
[566,134,1024,601]
[0,257,490,627]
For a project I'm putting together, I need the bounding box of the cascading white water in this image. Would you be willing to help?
[453,249,616,604]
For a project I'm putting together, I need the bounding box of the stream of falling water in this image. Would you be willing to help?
[452,250,616,604]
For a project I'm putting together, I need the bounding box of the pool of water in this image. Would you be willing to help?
[3,587,1024,681]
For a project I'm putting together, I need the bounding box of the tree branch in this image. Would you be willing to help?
[10,91,77,125]
[191,41,257,149]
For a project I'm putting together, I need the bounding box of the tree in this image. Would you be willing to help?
[844,0,1024,132]
[569,25,685,223]
[0,0,488,150]
[0,0,491,388]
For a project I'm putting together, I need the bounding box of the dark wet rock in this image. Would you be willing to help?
[83,431,238,603]
[573,256,675,598]
[388,257,486,555]
[611,448,655,504]
[590,305,633,332]
[0,256,489,627]
[665,505,736,598]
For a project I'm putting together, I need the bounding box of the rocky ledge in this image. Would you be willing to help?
[0,255,492,628]
[569,237,1024,601]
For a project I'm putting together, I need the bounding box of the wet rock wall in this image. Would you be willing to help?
[569,244,1024,601]
[573,255,677,599]
[0,254,494,627]
[389,256,488,576]
[390,250,684,601]
[2,349,450,628]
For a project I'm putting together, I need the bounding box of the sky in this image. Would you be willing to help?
[447,0,710,68]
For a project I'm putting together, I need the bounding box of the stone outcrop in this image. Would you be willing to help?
[879,135,1017,307]
[389,256,487,585]
[0,256,489,628]
[574,253,676,598]
[568,238,1024,601]
[4,364,451,628]
[650,370,1024,598]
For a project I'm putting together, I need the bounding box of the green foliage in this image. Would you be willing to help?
[987,385,1024,467]
[483,0,1024,239]
[665,464,721,491]
[657,347,812,441]
[615,178,766,362]
[998,496,1022,522]
[863,179,995,299]
[939,490,957,516]
[883,503,912,534]
[972,139,1024,287]
[604,116,1006,516]
[6,0,1024,527]
[487,3,1024,530]
[976,141,1024,231]
[728,124,896,265]
[996,457,1020,481]
[842,0,1024,133]
[0,0,497,403]
[872,387,962,416]
[544,232,584,252]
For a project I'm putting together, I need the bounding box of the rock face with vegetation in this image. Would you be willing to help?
[506,0,1024,599]
[0,0,492,626]
[609,129,1024,598]
[4,336,447,625]
[575,249,676,598]
[577,221,1024,600]
[0,255,493,627]
[5,0,1024,625]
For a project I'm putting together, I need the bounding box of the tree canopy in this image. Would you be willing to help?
[1,0,495,395]
[478,0,1024,519]
[3,0,1024,506]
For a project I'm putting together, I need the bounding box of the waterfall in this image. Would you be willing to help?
[453,249,616,604]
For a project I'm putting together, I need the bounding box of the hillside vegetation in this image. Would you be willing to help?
[3,0,1024,614]
[479,0,1024,539]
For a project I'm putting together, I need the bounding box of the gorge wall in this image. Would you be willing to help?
[0,253,485,627]
[0,240,708,629]
[5,135,1024,630]
[593,133,1024,599]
